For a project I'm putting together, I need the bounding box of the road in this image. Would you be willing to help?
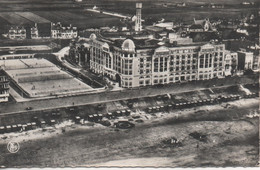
[86,8,131,19]
[0,74,258,115]
[53,46,81,72]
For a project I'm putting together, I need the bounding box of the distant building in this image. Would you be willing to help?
[188,18,214,32]
[30,24,39,39]
[155,22,174,30]
[31,23,52,39]
[176,3,186,7]
[168,33,193,45]
[89,33,230,88]
[51,22,78,39]
[209,3,224,9]
[236,28,249,36]
[0,69,9,103]
[0,52,35,60]
[8,26,26,40]
[237,50,253,70]
[224,51,238,76]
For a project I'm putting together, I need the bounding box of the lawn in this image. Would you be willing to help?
[33,10,122,29]
[15,12,50,23]
[0,12,33,25]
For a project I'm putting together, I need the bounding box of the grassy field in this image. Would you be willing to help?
[0,0,257,34]
[33,10,122,29]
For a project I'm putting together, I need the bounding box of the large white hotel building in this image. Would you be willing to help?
[89,33,237,88]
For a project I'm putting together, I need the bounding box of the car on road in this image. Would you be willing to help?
[25,107,33,110]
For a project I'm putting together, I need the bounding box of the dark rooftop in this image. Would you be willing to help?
[189,24,204,30]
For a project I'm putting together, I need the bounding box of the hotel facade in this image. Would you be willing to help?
[89,34,236,88]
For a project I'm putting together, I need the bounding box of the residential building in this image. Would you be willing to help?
[31,25,39,39]
[0,69,9,103]
[89,33,229,88]
[8,26,26,40]
[51,22,78,39]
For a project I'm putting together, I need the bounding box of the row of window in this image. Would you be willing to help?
[121,71,224,87]
[0,90,8,94]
